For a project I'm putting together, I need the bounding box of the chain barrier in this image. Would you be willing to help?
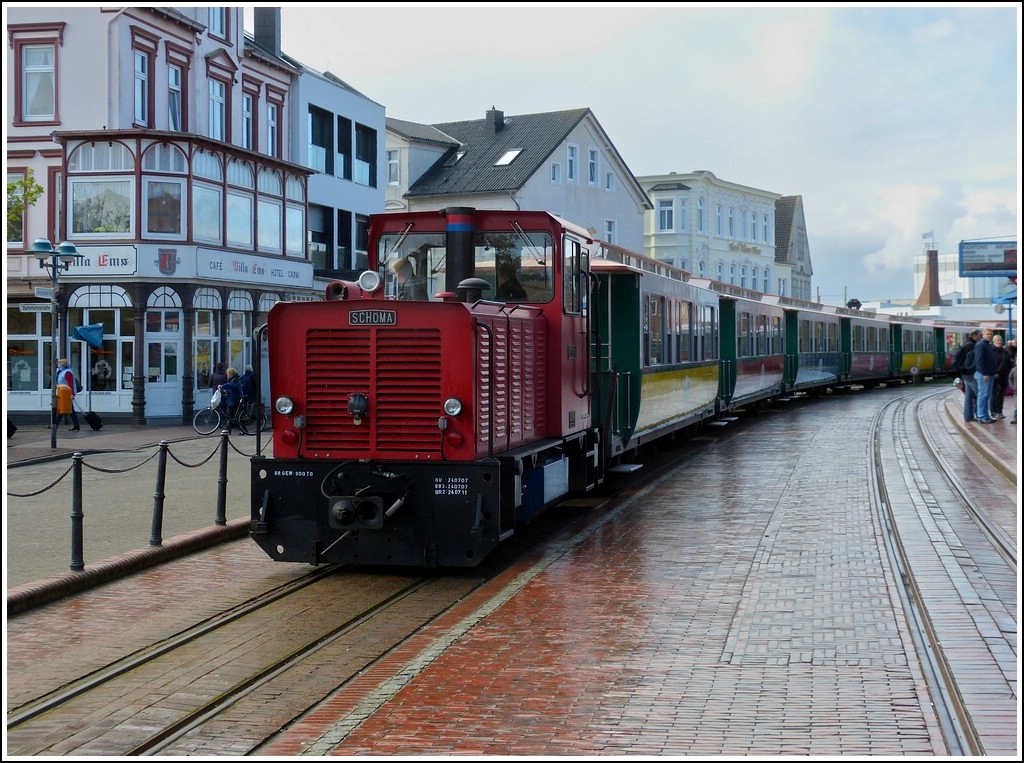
[82,450,160,474]
[6,462,76,498]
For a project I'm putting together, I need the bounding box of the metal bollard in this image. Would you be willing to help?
[150,440,169,546]
[70,452,85,572]
[216,429,229,526]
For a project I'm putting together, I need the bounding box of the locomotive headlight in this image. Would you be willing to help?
[358,270,383,293]
[275,396,295,415]
[443,397,463,416]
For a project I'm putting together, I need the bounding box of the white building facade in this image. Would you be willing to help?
[638,171,788,296]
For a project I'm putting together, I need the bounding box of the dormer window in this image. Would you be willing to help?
[444,150,465,167]
[495,148,522,166]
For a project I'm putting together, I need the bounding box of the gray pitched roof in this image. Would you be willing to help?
[774,195,797,265]
[405,108,591,197]
[386,117,460,148]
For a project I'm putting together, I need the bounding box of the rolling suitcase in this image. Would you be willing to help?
[84,410,103,431]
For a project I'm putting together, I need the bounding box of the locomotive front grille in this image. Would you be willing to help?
[304,327,443,454]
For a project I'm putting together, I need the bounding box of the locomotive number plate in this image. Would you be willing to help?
[434,476,470,496]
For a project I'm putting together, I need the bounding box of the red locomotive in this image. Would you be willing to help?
[251,208,602,567]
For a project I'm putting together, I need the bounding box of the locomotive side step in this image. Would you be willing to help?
[608,463,643,473]
[709,416,740,426]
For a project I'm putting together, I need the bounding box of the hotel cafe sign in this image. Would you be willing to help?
[37,244,314,289]
[729,242,762,255]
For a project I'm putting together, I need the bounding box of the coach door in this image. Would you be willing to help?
[145,308,182,416]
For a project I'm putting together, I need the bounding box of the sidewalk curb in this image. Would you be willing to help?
[7,517,251,616]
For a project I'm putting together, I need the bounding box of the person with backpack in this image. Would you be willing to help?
[54,358,81,431]
[973,328,998,423]
[953,330,981,423]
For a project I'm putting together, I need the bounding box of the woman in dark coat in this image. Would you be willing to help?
[990,334,1011,418]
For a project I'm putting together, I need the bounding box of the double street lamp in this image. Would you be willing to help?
[30,238,81,449]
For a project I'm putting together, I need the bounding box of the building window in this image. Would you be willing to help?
[209,79,226,141]
[566,145,578,183]
[763,213,769,244]
[678,199,687,231]
[134,50,150,126]
[354,123,376,187]
[716,261,724,281]
[19,42,56,122]
[697,197,705,232]
[658,199,673,232]
[143,178,185,237]
[728,208,735,238]
[7,170,28,247]
[209,8,227,39]
[763,269,770,293]
[286,204,304,257]
[387,150,399,184]
[70,179,133,236]
[336,116,352,180]
[588,148,599,185]
[550,162,561,183]
[168,64,183,131]
[495,148,522,166]
[193,184,222,244]
[605,172,615,192]
[308,106,333,174]
[267,102,279,158]
[227,191,253,248]
[241,93,253,150]
[605,219,616,244]
[716,205,722,236]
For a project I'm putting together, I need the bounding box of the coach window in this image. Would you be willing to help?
[676,301,692,361]
[828,322,839,352]
[645,295,664,366]
[738,312,751,357]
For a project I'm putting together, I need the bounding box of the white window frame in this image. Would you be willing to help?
[728,208,735,238]
[495,148,522,166]
[226,190,253,248]
[22,43,56,122]
[678,198,688,232]
[657,199,674,232]
[762,213,769,244]
[209,79,226,141]
[193,183,222,244]
[550,162,561,184]
[605,172,615,192]
[566,145,578,183]
[588,148,599,185]
[697,197,705,233]
[258,197,282,253]
[286,204,305,257]
[69,177,135,238]
[134,50,149,126]
[387,150,400,184]
[267,103,278,157]
[716,205,722,236]
[605,219,616,244]
[142,177,186,239]
[168,64,182,132]
[209,7,227,39]
[241,93,253,150]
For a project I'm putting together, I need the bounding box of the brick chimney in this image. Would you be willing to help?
[254,7,282,57]
[914,249,943,308]
[486,106,504,132]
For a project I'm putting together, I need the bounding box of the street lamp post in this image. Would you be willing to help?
[30,238,81,449]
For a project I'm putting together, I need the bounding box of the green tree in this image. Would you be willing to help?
[7,168,44,244]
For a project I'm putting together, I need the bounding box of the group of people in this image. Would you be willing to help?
[954,328,1016,425]
[209,362,259,429]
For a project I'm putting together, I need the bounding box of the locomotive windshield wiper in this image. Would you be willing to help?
[381,223,414,268]
[511,221,546,265]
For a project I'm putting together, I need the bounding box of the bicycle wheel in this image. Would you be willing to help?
[193,407,223,436]
[237,406,254,435]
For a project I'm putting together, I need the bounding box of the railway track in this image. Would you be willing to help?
[870,388,1017,756]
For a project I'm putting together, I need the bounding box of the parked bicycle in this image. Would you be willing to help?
[192,395,268,436]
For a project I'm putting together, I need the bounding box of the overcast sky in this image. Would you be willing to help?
[248,3,1020,305]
